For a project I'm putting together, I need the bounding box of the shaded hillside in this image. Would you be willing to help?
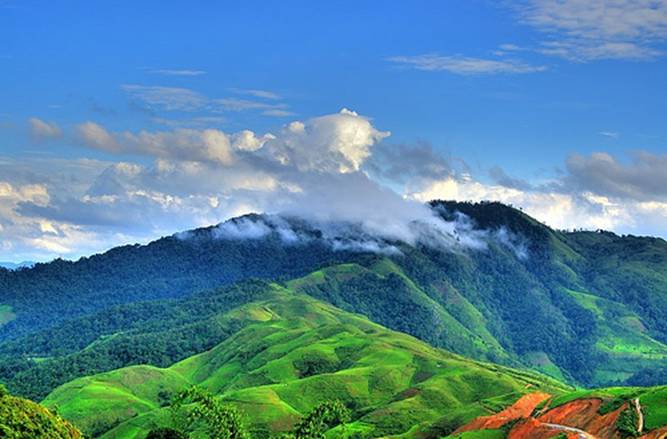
[42,284,567,439]
[0,216,364,341]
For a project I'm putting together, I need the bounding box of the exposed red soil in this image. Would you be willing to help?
[455,392,551,433]
[640,427,667,439]
[456,393,657,439]
[533,398,624,438]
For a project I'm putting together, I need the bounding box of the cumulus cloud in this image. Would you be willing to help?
[28,117,62,140]
[364,142,454,190]
[76,123,237,165]
[7,108,667,263]
[261,109,390,173]
[565,151,667,201]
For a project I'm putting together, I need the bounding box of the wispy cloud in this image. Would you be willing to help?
[230,88,281,100]
[262,109,295,117]
[28,117,62,140]
[515,0,667,61]
[121,85,207,112]
[216,98,290,114]
[387,54,547,75]
[599,131,620,139]
[149,69,207,76]
[122,85,293,117]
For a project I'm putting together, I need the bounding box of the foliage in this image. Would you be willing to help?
[616,406,639,437]
[171,387,249,439]
[286,401,350,439]
[0,384,82,438]
[146,427,188,439]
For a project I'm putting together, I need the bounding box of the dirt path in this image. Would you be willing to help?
[633,398,644,434]
[541,422,597,439]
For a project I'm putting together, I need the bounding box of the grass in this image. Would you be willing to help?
[443,429,506,439]
[639,386,667,430]
[564,288,667,386]
[43,284,568,438]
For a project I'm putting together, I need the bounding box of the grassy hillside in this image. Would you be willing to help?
[0,385,81,438]
[43,284,568,438]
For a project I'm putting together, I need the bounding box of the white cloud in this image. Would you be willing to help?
[262,109,296,117]
[121,84,208,111]
[8,109,667,262]
[230,88,281,100]
[262,108,390,173]
[516,0,667,61]
[76,123,237,165]
[388,54,547,75]
[215,98,289,112]
[408,176,636,232]
[122,84,293,116]
[28,117,62,140]
[149,69,206,76]
[599,131,620,139]
[76,122,122,152]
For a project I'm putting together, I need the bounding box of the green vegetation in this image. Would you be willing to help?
[443,430,505,439]
[0,384,81,438]
[42,285,567,438]
[4,201,667,437]
[171,387,249,439]
[4,201,667,391]
[616,406,639,437]
[0,305,15,327]
[638,386,667,430]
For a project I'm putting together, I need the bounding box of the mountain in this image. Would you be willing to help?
[41,282,568,438]
[0,260,34,270]
[2,200,667,394]
[0,384,81,438]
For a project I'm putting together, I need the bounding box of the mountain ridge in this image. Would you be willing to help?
[2,200,667,396]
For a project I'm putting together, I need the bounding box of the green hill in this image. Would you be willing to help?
[0,384,81,438]
[42,284,567,438]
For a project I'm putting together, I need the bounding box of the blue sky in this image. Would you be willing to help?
[2,0,667,261]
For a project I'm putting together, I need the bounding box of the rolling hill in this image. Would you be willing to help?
[41,283,568,438]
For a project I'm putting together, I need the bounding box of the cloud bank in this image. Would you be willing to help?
[4,108,667,262]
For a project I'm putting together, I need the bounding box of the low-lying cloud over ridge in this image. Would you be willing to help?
[4,109,667,261]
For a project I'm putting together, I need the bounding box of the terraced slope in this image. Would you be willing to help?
[43,285,567,438]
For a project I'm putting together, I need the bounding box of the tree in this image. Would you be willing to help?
[146,428,188,439]
[171,387,249,439]
[287,401,351,439]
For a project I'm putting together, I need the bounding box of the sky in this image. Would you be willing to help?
[2,0,667,262]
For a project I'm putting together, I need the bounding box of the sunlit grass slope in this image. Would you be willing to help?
[0,385,81,438]
[43,284,567,438]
